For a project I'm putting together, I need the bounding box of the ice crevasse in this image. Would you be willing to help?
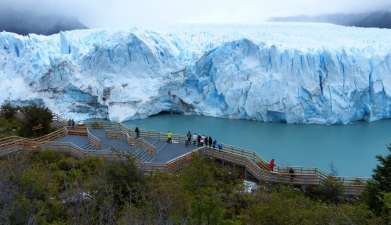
[1,23,391,124]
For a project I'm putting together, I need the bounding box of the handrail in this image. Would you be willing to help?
[0,119,368,197]
[74,120,369,196]
[200,147,366,195]
[40,141,88,158]
[135,138,156,156]
[0,127,68,151]
[83,120,369,176]
[87,128,102,149]
[166,147,204,165]
[140,162,169,172]
[103,128,156,156]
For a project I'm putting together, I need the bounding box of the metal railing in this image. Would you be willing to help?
[102,125,156,156]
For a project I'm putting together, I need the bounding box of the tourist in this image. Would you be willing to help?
[135,127,140,138]
[186,131,192,146]
[212,140,217,148]
[167,131,173,143]
[218,143,223,150]
[289,168,295,182]
[208,136,213,147]
[200,135,205,146]
[269,159,276,171]
[192,133,198,146]
[197,135,201,146]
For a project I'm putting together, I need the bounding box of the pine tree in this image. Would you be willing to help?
[364,145,391,216]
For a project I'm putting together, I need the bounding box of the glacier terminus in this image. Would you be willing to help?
[1,22,391,124]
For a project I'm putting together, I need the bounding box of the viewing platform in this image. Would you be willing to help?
[0,120,369,197]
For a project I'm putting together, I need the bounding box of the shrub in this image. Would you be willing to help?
[18,105,53,137]
[0,151,382,225]
[306,176,345,203]
[0,102,16,119]
[364,145,391,216]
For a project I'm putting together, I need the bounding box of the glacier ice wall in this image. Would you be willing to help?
[1,23,391,124]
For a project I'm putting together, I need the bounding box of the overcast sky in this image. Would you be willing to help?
[1,0,390,28]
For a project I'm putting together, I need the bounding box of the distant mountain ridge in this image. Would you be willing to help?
[0,7,87,35]
[271,10,391,29]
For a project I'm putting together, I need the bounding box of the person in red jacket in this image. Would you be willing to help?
[269,159,276,171]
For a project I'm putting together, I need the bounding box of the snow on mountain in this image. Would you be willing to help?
[1,23,391,124]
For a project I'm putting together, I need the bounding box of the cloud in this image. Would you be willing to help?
[0,0,390,27]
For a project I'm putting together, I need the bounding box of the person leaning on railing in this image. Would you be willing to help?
[212,140,217,148]
[186,131,192,146]
[167,131,173,143]
[268,159,276,171]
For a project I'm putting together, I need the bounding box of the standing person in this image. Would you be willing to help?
[167,131,173,143]
[212,140,217,148]
[192,133,198,146]
[208,136,213,147]
[269,159,276,171]
[289,168,295,182]
[186,131,192,146]
[135,127,140,138]
[197,135,201,146]
[200,135,205,146]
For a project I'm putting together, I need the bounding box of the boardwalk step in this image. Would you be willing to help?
[68,131,88,136]
[81,143,97,151]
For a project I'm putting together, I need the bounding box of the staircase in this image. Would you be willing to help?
[81,143,98,152]
[67,125,87,136]
[144,137,167,153]
[113,146,153,162]
[132,147,154,162]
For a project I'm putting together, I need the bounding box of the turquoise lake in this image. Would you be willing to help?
[123,114,390,177]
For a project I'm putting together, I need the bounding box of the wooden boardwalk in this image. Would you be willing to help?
[0,120,369,197]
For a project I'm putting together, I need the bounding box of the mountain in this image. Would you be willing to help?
[355,11,391,28]
[1,23,391,124]
[0,7,87,35]
[271,11,391,29]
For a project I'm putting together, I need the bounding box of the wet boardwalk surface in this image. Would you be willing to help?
[54,128,197,163]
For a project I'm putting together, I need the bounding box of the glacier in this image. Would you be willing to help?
[1,22,391,124]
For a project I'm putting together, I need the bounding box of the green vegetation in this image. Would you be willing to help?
[305,176,345,204]
[364,145,391,222]
[0,151,384,225]
[0,102,53,138]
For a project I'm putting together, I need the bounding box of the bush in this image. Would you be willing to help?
[364,145,391,219]
[0,102,16,119]
[306,176,345,203]
[18,105,53,137]
[0,151,382,225]
[242,187,379,225]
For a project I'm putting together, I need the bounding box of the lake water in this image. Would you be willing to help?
[123,114,390,177]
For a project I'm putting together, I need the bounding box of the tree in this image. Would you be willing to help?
[18,105,53,137]
[383,193,391,211]
[305,176,344,203]
[0,102,16,119]
[364,145,391,216]
[179,154,242,225]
